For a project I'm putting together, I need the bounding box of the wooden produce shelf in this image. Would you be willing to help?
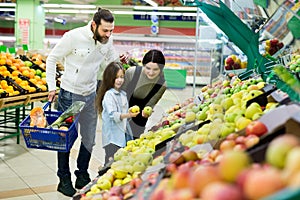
[0,91,50,110]
[0,91,59,144]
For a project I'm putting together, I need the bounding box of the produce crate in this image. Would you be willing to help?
[19,102,79,152]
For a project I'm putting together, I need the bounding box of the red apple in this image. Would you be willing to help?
[233,62,241,69]
[225,57,234,66]
[189,165,222,197]
[226,133,239,140]
[235,136,246,144]
[172,166,191,189]
[208,149,221,161]
[220,140,236,152]
[182,149,199,162]
[244,167,285,200]
[201,181,244,200]
[244,134,260,148]
[166,163,177,173]
[245,121,268,137]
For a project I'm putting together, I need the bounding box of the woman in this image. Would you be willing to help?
[96,62,139,164]
[122,49,167,139]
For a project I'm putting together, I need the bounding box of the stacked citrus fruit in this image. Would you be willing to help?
[0,52,48,96]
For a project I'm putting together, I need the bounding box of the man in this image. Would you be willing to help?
[46,8,125,197]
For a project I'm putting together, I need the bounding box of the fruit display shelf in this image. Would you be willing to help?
[0,90,59,145]
[77,70,300,200]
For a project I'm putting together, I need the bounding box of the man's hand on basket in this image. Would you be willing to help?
[48,90,56,102]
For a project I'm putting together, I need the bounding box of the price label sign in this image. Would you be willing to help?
[18,18,30,45]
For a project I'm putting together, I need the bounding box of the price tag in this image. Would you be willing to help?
[271,89,290,103]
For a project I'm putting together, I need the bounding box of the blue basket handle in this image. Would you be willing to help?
[43,102,52,111]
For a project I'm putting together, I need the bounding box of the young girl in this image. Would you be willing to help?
[96,62,139,164]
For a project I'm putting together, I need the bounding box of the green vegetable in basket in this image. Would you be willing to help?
[48,101,85,129]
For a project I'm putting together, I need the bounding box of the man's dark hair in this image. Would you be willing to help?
[93,7,114,25]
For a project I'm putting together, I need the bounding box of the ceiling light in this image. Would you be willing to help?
[42,4,96,9]
[134,6,173,11]
[0,3,16,7]
[173,7,197,11]
[0,8,15,12]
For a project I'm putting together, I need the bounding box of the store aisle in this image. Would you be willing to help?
[0,85,198,200]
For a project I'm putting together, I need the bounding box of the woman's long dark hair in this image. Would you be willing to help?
[96,62,124,114]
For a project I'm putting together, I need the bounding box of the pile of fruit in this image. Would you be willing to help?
[224,55,247,71]
[288,53,300,73]
[0,52,48,96]
[76,57,300,200]
[264,38,284,56]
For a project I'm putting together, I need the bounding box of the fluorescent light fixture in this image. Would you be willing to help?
[143,0,158,7]
[0,8,15,12]
[134,6,172,10]
[182,13,197,16]
[0,3,16,7]
[45,9,96,14]
[173,7,197,11]
[42,4,96,9]
[113,11,147,15]
[42,4,61,8]
[149,11,181,16]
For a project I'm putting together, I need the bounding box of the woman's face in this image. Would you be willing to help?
[144,62,161,80]
[114,69,124,90]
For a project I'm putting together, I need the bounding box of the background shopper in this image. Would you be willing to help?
[122,49,167,139]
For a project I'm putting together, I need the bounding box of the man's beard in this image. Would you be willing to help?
[94,27,108,44]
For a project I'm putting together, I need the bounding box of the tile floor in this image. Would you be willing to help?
[0,85,200,200]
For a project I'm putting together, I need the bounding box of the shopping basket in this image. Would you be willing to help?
[19,102,79,152]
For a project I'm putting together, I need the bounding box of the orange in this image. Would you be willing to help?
[29,71,35,79]
[10,65,17,71]
[0,59,6,65]
[15,78,22,84]
[1,80,7,86]
[41,78,47,85]
[34,75,41,81]
[0,65,7,71]
[6,59,12,66]
[12,70,20,76]
[3,71,10,77]
[29,79,37,84]
[22,70,30,77]
[19,81,28,87]
[13,90,20,96]
[1,83,8,89]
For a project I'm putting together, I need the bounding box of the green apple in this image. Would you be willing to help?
[24,60,33,67]
[97,178,112,190]
[219,150,251,182]
[235,117,252,131]
[224,112,238,123]
[221,97,234,110]
[132,160,146,172]
[133,153,153,165]
[220,122,236,138]
[41,72,46,78]
[197,123,211,135]
[185,111,196,123]
[196,110,207,121]
[152,155,164,166]
[113,179,123,186]
[245,102,262,120]
[113,148,128,161]
[143,106,152,115]
[130,105,140,113]
[266,134,300,169]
